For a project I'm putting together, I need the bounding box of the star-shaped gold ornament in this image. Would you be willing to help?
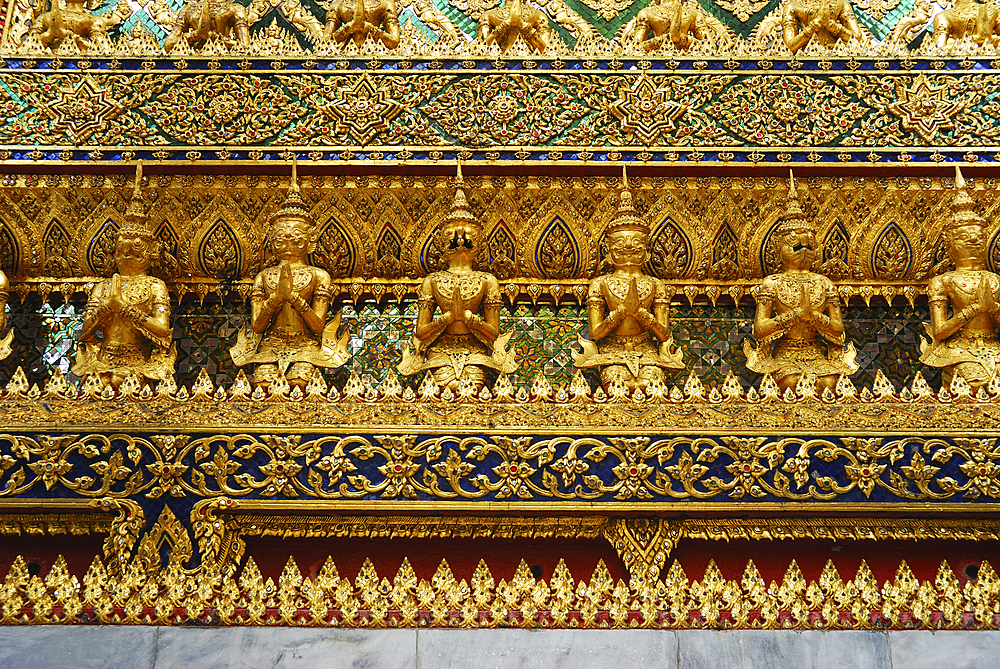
[887,74,964,143]
[37,75,125,144]
[607,75,688,145]
[321,73,404,146]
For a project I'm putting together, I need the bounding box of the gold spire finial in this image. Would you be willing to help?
[619,164,634,206]
[442,162,479,231]
[133,159,143,200]
[776,169,810,233]
[121,161,154,237]
[270,155,313,224]
[606,164,648,236]
[948,164,984,230]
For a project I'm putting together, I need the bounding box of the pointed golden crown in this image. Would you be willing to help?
[947,165,985,230]
[271,156,314,225]
[120,161,155,238]
[605,165,650,236]
[442,162,481,232]
[775,170,815,235]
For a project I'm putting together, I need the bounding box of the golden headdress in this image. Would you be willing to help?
[120,161,155,239]
[775,170,815,235]
[441,162,481,232]
[947,165,985,230]
[271,156,314,225]
[605,165,650,236]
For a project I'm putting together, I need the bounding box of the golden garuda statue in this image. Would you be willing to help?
[324,0,401,48]
[398,164,516,393]
[163,0,252,52]
[573,167,684,393]
[781,0,864,52]
[744,170,858,394]
[920,166,1000,390]
[73,162,176,390]
[478,0,550,53]
[229,159,349,390]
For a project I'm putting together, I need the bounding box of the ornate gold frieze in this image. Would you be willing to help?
[0,175,985,287]
[1,548,998,629]
[0,68,997,164]
[0,513,109,535]
[606,516,1000,575]
[2,412,1000,505]
[5,362,1000,428]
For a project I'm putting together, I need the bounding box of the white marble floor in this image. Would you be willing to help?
[0,627,997,669]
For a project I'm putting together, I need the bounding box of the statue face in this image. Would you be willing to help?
[115,233,154,274]
[606,229,648,268]
[948,224,986,266]
[776,225,818,271]
[271,217,313,261]
[439,222,480,261]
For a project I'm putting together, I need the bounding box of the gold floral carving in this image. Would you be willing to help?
[35,75,125,144]
[0,73,171,145]
[141,74,306,144]
[1,420,1000,504]
[1,70,1000,158]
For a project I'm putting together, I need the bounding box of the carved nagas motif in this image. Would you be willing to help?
[163,0,251,53]
[324,0,401,49]
[478,0,550,53]
[621,0,731,52]
[753,0,867,53]
[931,0,1000,50]
[31,0,119,51]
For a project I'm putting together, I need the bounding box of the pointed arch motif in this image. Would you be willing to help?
[0,219,18,277]
[43,220,73,277]
[418,225,442,277]
[156,222,179,261]
[87,218,119,277]
[311,216,356,279]
[820,219,850,280]
[712,222,739,280]
[823,220,849,264]
[373,223,404,278]
[198,218,242,280]
[481,220,517,279]
[757,218,784,278]
[536,216,580,279]
[870,222,913,280]
[989,230,1000,276]
[156,222,181,280]
[646,216,692,279]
